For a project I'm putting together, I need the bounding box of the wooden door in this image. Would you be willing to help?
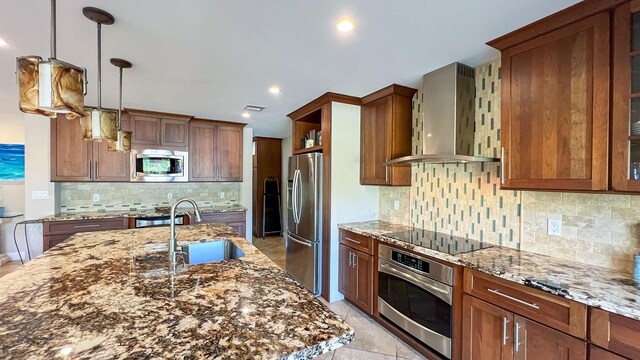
[50,116,93,181]
[216,125,243,181]
[161,119,188,148]
[612,1,640,192]
[513,315,586,360]
[360,96,391,185]
[338,244,355,301]
[501,13,610,191]
[189,122,216,181]
[353,250,373,314]
[462,295,513,360]
[131,115,161,146]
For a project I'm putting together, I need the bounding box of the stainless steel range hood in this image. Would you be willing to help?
[386,62,499,165]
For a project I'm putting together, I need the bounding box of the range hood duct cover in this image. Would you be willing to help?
[386,62,499,165]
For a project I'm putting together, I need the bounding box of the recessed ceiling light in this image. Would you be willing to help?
[241,112,251,119]
[269,86,280,94]
[0,38,8,47]
[337,19,354,32]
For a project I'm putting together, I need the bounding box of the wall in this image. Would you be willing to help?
[329,102,380,301]
[240,127,253,240]
[379,59,640,273]
[281,136,292,233]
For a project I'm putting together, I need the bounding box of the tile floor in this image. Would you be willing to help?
[252,236,286,270]
[0,261,22,278]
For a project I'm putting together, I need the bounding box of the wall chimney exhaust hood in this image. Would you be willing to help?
[386,62,499,165]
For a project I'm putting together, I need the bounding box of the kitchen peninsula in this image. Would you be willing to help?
[0,224,353,359]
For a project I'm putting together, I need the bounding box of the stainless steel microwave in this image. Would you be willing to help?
[130,149,188,182]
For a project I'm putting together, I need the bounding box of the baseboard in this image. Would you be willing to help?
[5,251,27,262]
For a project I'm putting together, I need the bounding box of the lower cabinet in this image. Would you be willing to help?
[463,294,587,360]
[590,307,640,360]
[338,242,374,315]
[43,218,130,251]
[197,211,246,236]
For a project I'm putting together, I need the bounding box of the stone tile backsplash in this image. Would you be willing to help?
[379,59,640,272]
[59,182,240,213]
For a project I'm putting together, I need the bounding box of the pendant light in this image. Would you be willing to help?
[79,7,117,142]
[108,58,132,153]
[16,0,87,118]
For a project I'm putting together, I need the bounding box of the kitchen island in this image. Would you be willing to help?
[0,224,353,359]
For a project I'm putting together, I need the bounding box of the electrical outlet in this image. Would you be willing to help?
[31,191,50,200]
[548,218,562,236]
[93,194,100,202]
[220,192,225,199]
[167,192,173,200]
[393,200,400,210]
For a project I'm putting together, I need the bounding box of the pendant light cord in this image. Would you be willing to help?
[97,23,102,108]
[50,0,56,58]
[118,67,123,129]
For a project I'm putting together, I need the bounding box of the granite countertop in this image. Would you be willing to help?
[0,224,353,359]
[339,220,640,321]
[39,205,247,222]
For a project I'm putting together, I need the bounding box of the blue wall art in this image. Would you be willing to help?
[0,143,25,181]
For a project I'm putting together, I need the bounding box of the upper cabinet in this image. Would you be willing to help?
[360,84,416,186]
[189,119,245,182]
[612,1,640,191]
[490,9,611,191]
[125,108,191,150]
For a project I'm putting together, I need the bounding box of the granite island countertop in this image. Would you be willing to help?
[339,220,640,321]
[39,204,247,222]
[0,224,353,359]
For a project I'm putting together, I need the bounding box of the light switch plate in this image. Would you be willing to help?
[220,192,225,199]
[93,194,100,202]
[393,200,400,210]
[167,192,173,200]
[548,218,562,236]
[31,191,49,200]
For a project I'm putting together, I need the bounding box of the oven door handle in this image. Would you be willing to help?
[379,259,452,305]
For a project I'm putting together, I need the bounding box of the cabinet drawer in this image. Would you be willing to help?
[43,234,73,251]
[464,269,587,338]
[339,229,373,255]
[590,345,629,360]
[199,212,246,224]
[591,307,640,359]
[43,218,129,236]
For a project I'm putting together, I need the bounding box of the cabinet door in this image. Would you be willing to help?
[590,307,640,359]
[189,122,217,181]
[612,2,640,192]
[93,123,130,182]
[462,295,513,360]
[513,315,586,360]
[228,222,245,237]
[161,119,188,147]
[360,96,391,185]
[501,13,610,191]
[353,249,374,315]
[131,115,161,146]
[338,244,355,300]
[50,116,93,181]
[216,125,243,181]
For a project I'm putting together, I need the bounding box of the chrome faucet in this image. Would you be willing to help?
[169,198,202,274]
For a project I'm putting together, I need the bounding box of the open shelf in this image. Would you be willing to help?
[293,145,323,155]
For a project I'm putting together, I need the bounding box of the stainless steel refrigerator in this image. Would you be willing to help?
[286,153,322,295]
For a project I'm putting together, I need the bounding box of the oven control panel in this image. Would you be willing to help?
[391,250,430,274]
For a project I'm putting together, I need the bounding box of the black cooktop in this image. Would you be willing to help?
[384,228,493,255]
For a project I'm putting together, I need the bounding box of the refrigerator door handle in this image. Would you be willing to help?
[296,169,303,224]
[288,234,313,248]
[292,170,299,224]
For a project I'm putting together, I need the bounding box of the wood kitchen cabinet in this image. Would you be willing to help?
[43,217,129,251]
[196,211,246,236]
[360,84,415,186]
[490,11,610,191]
[125,108,192,150]
[189,119,245,182]
[50,115,130,182]
[590,307,640,359]
[338,229,374,315]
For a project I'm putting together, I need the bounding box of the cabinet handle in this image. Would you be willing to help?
[515,321,522,352]
[385,158,389,183]
[89,160,92,180]
[75,224,101,229]
[488,288,540,309]
[344,237,361,245]
[94,160,98,180]
[353,254,357,268]
[500,147,505,185]
[348,252,353,267]
[502,317,509,345]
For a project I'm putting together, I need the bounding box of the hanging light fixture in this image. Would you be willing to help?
[16,0,87,118]
[80,7,117,142]
[108,58,132,153]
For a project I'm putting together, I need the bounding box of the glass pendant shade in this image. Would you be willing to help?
[17,56,86,118]
[80,107,117,142]
[107,129,132,152]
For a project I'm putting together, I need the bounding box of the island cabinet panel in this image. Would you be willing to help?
[43,218,129,251]
[590,307,640,359]
[196,212,246,236]
[463,294,514,360]
[360,84,415,186]
[338,229,374,315]
[189,120,245,182]
[464,269,587,339]
[50,116,93,181]
[498,12,610,191]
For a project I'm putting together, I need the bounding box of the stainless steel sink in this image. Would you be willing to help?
[181,239,245,265]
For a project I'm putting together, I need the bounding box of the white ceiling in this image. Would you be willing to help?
[0,0,579,137]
